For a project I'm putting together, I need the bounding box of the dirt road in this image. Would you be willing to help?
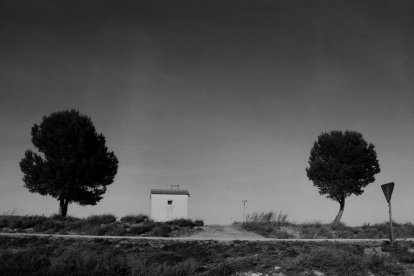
[2,224,413,243]
[186,224,266,240]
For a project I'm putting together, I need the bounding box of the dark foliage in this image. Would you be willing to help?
[306,130,380,223]
[19,110,118,216]
[166,218,203,228]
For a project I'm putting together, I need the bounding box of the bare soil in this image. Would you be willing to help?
[187,224,266,240]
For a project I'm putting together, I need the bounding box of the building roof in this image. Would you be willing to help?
[150,189,190,196]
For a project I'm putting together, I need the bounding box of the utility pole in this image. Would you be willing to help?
[242,200,247,222]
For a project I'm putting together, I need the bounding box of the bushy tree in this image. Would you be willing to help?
[306,130,380,224]
[20,110,118,217]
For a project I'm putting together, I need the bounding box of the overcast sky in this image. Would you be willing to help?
[0,0,413,225]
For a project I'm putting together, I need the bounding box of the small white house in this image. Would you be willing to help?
[150,188,190,222]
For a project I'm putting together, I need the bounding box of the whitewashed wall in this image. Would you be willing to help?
[151,194,188,222]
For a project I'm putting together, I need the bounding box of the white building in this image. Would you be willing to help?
[150,188,190,222]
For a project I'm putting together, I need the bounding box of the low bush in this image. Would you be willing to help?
[131,257,199,276]
[34,219,66,233]
[129,222,156,235]
[382,242,414,264]
[0,251,51,275]
[0,215,51,230]
[150,223,172,237]
[86,223,127,236]
[120,214,149,224]
[241,211,291,237]
[367,255,406,275]
[50,214,80,222]
[86,214,117,225]
[166,218,198,228]
[246,211,289,225]
[285,247,366,276]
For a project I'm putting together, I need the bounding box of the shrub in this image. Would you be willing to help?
[291,247,366,276]
[194,220,204,226]
[150,224,172,237]
[86,214,117,225]
[129,221,156,235]
[131,257,198,276]
[367,255,406,275]
[86,224,126,236]
[240,212,290,237]
[166,219,197,228]
[48,246,130,275]
[50,214,80,222]
[34,219,65,232]
[120,214,149,224]
[7,216,23,229]
[0,252,51,275]
[246,211,289,225]
[0,216,13,228]
[8,216,48,229]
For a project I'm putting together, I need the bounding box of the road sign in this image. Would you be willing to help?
[381,182,395,244]
[381,182,394,203]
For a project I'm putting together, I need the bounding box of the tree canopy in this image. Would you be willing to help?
[306,130,380,224]
[19,110,118,216]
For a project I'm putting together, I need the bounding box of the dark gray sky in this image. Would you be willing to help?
[1,0,413,225]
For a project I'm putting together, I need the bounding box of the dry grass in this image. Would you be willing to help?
[0,214,203,237]
[240,211,414,239]
[0,236,413,275]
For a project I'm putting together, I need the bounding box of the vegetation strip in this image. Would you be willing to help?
[0,214,203,237]
[1,235,414,275]
[240,211,414,240]
[2,233,414,243]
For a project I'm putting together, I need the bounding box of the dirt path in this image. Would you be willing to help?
[187,224,267,240]
[1,230,413,243]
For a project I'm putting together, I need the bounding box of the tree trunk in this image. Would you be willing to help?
[333,197,345,225]
[59,198,69,217]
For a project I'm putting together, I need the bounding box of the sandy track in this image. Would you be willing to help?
[0,232,409,243]
[186,224,267,240]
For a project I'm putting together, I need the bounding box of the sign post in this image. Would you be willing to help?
[381,182,395,244]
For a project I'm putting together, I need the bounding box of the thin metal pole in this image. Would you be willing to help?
[389,200,394,244]
[242,200,247,222]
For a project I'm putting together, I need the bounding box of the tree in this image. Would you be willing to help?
[20,110,118,217]
[306,130,380,224]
